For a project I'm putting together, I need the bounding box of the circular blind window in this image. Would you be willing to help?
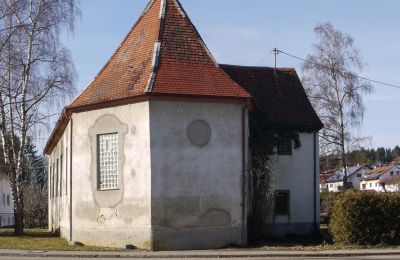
[187,120,211,147]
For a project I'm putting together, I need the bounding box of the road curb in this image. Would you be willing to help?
[2,250,400,258]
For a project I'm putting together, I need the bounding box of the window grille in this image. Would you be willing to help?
[277,136,292,155]
[98,133,119,190]
[274,190,290,216]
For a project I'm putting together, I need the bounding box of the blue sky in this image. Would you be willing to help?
[60,0,400,149]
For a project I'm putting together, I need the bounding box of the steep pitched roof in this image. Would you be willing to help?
[346,165,372,178]
[69,0,250,109]
[44,0,250,155]
[368,165,396,175]
[220,65,323,131]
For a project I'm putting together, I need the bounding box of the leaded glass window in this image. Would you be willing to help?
[98,133,119,190]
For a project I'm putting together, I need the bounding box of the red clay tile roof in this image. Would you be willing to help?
[392,157,400,164]
[44,0,251,155]
[320,173,333,184]
[368,165,394,175]
[220,65,323,131]
[69,0,250,109]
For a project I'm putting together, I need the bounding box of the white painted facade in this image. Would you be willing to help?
[378,165,400,183]
[264,132,319,237]
[359,165,400,192]
[360,179,382,191]
[0,175,14,227]
[326,181,343,192]
[347,166,371,190]
[48,100,248,250]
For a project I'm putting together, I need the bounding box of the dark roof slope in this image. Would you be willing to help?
[221,64,323,131]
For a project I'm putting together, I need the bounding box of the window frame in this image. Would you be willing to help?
[277,135,293,155]
[97,132,120,191]
[274,190,290,216]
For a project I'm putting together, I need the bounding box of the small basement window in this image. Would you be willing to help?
[98,133,119,190]
[274,190,290,216]
[277,136,292,155]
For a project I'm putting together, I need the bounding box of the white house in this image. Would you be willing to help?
[360,174,382,191]
[324,171,344,192]
[346,165,372,190]
[222,65,322,238]
[44,0,322,250]
[0,175,14,227]
[360,164,400,192]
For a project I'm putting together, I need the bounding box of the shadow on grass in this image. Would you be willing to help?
[250,226,333,249]
[0,229,57,238]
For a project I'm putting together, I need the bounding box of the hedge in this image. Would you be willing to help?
[329,191,400,245]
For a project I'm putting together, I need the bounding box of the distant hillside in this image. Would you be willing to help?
[320,146,400,172]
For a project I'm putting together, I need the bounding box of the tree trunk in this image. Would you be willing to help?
[14,205,24,235]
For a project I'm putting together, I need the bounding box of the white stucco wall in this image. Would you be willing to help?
[360,179,381,191]
[326,181,343,192]
[265,132,319,237]
[0,175,14,227]
[149,100,247,250]
[48,101,152,249]
[347,166,371,190]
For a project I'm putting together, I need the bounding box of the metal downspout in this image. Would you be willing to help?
[241,106,247,246]
[313,131,318,231]
[69,118,73,244]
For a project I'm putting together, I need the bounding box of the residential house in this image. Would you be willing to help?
[320,170,336,192]
[222,65,322,238]
[346,165,372,190]
[325,171,344,192]
[360,173,382,191]
[44,0,322,250]
[360,164,400,192]
[0,175,14,227]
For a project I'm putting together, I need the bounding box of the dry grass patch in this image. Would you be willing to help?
[0,229,120,251]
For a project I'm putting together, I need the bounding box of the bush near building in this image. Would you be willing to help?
[330,191,400,245]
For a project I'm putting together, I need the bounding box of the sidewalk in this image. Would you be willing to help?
[1,248,400,258]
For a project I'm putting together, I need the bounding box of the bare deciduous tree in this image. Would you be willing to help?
[248,153,274,243]
[302,22,372,189]
[0,0,78,235]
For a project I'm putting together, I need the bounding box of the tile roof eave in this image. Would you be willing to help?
[44,92,252,155]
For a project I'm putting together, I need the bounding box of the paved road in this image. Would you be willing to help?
[2,257,400,260]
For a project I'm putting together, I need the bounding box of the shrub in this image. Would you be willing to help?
[329,191,400,245]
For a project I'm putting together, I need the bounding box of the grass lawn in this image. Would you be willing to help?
[256,224,400,251]
[1,226,400,252]
[0,229,120,251]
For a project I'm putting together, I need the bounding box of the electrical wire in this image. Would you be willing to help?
[275,49,400,90]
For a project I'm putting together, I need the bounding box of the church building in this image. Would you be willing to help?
[45,0,322,250]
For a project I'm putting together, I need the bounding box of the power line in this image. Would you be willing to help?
[275,48,400,90]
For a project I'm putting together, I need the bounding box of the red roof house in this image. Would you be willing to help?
[45,0,322,251]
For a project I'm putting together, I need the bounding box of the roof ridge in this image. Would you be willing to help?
[70,0,162,106]
[220,64,296,71]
